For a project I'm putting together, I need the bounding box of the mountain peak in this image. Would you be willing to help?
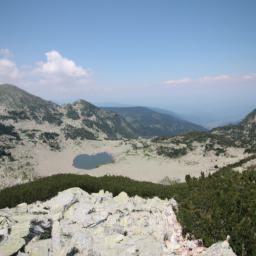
[0,84,62,124]
[0,84,58,110]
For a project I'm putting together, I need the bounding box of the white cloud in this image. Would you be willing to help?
[243,73,256,80]
[0,48,13,59]
[35,50,90,78]
[0,49,20,83]
[30,51,92,99]
[0,49,93,100]
[165,78,192,86]
[0,58,20,83]
[0,48,255,102]
[164,74,252,87]
[199,74,232,82]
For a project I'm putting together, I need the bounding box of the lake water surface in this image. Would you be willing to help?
[73,152,113,170]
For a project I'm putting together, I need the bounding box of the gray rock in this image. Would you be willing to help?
[0,188,237,256]
[203,241,236,256]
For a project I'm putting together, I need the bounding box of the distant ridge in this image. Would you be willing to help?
[104,106,207,137]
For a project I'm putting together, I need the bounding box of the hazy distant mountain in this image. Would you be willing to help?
[148,107,181,119]
[178,111,248,129]
[103,106,207,137]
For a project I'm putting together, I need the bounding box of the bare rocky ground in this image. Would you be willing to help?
[0,188,236,256]
[0,132,250,190]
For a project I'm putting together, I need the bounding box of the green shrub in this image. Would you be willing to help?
[39,132,60,150]
[63,125,96,140]
[66,105,80,120]
[0,146,12,159]
[0,123,20,139]
[7,110,30,121]
[157,145,187,158]
[39,132,59,141]
[41,111,63,126]
[177,168,256,255]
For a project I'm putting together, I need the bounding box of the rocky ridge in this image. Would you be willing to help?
[212,108,256,152]
[0,188,236,256]
[0,84,136,140]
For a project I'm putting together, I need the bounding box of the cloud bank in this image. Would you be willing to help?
[0,58,20,81]
[164,74,255,86]
[0,49,92,100]
[0,48,255,105]
[0,48,13,59]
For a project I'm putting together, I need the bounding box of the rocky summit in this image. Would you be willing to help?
[0,188,235,256]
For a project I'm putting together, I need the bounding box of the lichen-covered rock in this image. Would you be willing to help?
[0,211,30,255]
[25,239,51,256]
[202,241,236,256]
[0,188,236,256]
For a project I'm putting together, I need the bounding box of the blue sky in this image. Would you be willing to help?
[0,0,256,127]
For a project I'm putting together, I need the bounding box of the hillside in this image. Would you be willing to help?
[146,108,256,169]
[104,106,206,137]
[0,84,136,140]
[0,84,62,125]
[212,108,256,152]
[0,84,137,187]
[63,100,136,139]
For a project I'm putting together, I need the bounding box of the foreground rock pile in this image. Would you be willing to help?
[0,188,236,256]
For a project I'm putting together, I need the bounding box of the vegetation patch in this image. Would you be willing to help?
[204,143,226,156]
[157,145,187,158]
[22,130,37,141]
[65,105,80,120]
[0,111,30,122]
[154,132,235,148]
[0,146,13,160]
[0,123,20,139]
[63,125,96,140]
[41,111,63,126]
[39,132,60,150]
[82,119,95,129]
[213,121,256,152]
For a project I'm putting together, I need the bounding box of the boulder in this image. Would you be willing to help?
[0,188,237,256]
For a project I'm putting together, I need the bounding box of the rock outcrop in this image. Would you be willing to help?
[0,188,236,256]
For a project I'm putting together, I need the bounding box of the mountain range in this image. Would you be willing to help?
[1,83,256,190]
[0,84,206,139]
